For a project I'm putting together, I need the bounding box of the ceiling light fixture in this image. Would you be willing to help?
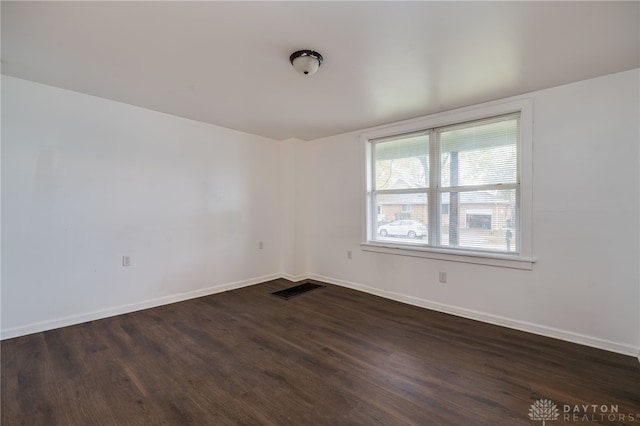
[289,50,323,76]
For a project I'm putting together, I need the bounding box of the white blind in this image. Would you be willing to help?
[438,114,519,188]
[373,134,429,190]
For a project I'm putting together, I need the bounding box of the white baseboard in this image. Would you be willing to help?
[309,273,640,358]
[0,273,282,340]
[278,273,310,283]
[4,272,639,361]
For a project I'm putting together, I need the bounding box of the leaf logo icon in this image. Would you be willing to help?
[529,399,559,425]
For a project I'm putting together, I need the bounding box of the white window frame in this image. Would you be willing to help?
[361,98,534,270]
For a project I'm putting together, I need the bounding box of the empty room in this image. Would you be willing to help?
[2,1,639,425]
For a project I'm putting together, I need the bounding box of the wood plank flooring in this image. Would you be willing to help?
[2,279,639,425]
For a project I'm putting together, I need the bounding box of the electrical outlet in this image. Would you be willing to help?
[258,241,264,250]
[347,250,352,259]
[439,272,447,283]
[123,256,131,267]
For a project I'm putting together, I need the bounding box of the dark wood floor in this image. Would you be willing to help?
[2,279,639,425]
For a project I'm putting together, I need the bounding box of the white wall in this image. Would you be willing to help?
[1,76,283,338]
[277,138,309,280]
[3,70,639,357]
[302,69,640,356]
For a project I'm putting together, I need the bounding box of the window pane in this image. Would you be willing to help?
[374,134,429,190]
[440,116,518,187]
[440,190,517,252]
[375,193,428,243]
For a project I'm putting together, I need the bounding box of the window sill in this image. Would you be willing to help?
[361,242,535,270]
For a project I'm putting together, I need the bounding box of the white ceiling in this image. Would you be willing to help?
[2,1,639,141]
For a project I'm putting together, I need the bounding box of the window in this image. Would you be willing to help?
[363,99,533,268]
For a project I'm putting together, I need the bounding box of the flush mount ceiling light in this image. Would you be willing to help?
[289,50,323,76]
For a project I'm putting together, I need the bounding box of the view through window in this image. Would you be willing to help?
[370,113,520,254]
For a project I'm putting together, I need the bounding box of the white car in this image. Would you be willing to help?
[378,220,427,239]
